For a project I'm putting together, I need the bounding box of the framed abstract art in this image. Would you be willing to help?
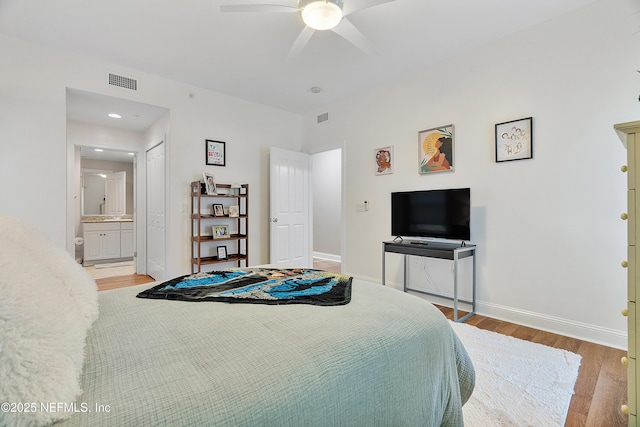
[419,125,454,174]
[375,146,393,175]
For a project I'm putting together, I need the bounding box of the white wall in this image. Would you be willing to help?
[301,0,640,348]
[312,149,342,260]
[0,33,302,279]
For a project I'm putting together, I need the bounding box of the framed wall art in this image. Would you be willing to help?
[206,140,226,166]
[375,146,393,175]
[495,117,533,162]
[419,125,454,174]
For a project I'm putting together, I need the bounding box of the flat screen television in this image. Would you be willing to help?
[391,188,470,241]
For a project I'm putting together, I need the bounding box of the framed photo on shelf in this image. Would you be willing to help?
[212,225,230,239]
[495,117,533,162]
[203,172,216,195]
[216,245,228,260]
[419,124,454,174]
[228,205,239,218]
[212,204,224,217]
[375,146,393,175]
[206,140,226,166]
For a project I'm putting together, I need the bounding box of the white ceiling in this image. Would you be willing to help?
[67,89,169,132]
[1,0,599,118]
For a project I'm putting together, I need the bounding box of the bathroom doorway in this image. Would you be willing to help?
[66,88,169,279]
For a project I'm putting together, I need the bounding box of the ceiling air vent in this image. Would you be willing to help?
[108,73,138,91]
[317,112,329,124]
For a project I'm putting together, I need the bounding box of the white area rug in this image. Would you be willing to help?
[451,321,581,427]
[84,264,135,280]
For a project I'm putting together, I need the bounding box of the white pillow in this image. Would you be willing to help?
[0,215,98,426]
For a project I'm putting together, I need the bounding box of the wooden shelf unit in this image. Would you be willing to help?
[190,181,249,272]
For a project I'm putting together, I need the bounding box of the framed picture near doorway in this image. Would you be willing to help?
[206,140,226,166]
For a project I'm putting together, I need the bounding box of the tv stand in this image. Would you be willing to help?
[382,240,476,322]
[410,240,467,247]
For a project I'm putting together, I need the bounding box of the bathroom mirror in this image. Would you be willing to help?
[80,148,134,216]
[82,171,107,215]
[81,170,126,215]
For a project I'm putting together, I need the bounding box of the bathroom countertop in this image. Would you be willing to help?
[81,216,134,223]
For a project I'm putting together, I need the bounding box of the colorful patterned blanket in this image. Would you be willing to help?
[136,268,352,306]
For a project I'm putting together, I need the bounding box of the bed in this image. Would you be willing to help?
[0,216,474,427]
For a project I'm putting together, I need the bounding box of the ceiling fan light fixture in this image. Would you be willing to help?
[300,0,343,31]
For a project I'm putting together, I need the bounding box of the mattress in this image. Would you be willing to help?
[57,278,474,426]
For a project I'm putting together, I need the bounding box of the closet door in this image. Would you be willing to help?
[146,142,166,280]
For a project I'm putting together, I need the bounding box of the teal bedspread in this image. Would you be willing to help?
[57,278,474,426]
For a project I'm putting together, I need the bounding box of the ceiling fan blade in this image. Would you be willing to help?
[330,17,377,56]
[286,26,315,62]
[342,0,397,16]
[220,4,299,13]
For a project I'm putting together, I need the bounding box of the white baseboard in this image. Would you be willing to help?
[476,301,627,350]
[347,275,627,350]
[313,251,341,262]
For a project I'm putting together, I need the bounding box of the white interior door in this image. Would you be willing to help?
[146,142,166,280]
[105,171,126,216]
[269,147,311,267]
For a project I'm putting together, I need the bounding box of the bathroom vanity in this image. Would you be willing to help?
[81,217,134,265]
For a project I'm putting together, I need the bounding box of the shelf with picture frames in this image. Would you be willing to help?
[190,181,249,272]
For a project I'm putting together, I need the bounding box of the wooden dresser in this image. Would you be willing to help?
[616,119,640,425]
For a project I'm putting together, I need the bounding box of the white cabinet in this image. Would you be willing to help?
[120,222,134,258]
[83,221,134,264]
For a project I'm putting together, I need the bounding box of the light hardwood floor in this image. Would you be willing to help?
[96,259,627,427]
[95,273,156,291]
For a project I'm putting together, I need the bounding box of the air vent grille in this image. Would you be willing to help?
[108,73,138,91]
[317,112,329,124]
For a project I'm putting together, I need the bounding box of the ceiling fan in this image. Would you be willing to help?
[220,0,397,60]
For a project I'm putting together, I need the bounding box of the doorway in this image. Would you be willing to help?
[65,88,169,280]
[76,147,137,280]
[311,148,343,272]
[268,145,344,272]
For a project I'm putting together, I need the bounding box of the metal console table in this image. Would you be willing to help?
[382,240,476,322]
